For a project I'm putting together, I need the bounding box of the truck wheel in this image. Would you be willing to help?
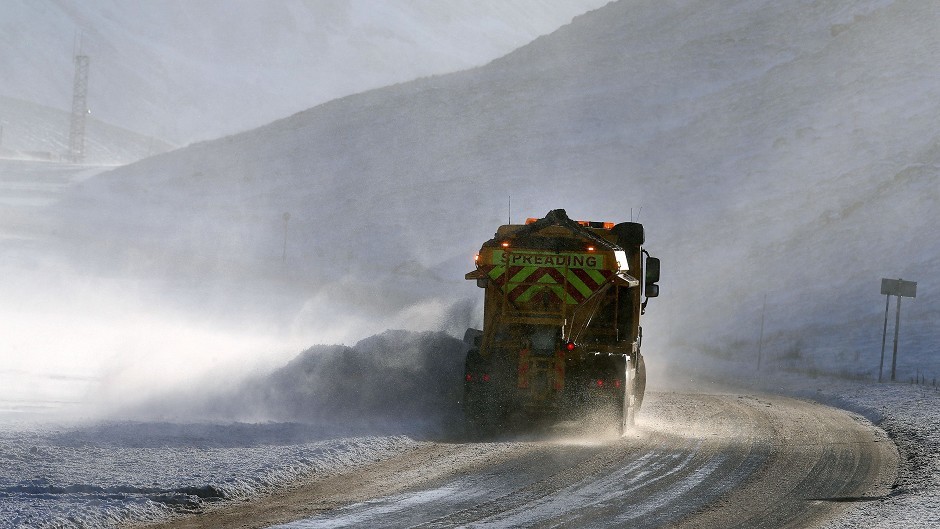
[635,353,646,413]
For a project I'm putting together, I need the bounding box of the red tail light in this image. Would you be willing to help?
[565,342,576,351]
[482,373,491,382]
[596,379,604,387]
[614,379,621,388]
[465,374,473,382]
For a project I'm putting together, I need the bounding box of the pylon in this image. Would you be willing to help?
[68,52,90,163]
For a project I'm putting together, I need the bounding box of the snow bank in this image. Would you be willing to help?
[0,328,468,529]
[0,422,418,529]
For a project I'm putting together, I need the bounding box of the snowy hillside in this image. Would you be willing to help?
[0,95,173,164]
[43,0,940,397]
[0,0,609,145]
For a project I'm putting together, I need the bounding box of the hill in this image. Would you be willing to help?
[0,95,173,164]
[45,0,940,393]
[0,0,608,145]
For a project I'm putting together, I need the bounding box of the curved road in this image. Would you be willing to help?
[140,392,897,529]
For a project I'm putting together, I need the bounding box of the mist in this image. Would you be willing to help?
[113,330,469,438]
[0,0,610,146]
[1,1,616,419]
[8,4,940,529]
[4,0,940,424]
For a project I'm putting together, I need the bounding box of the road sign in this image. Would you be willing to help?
[881,278,917,298]
[879,278,917,382]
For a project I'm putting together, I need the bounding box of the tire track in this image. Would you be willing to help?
[136,392,897,529]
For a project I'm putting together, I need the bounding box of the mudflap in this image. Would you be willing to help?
[462,348,492,436]
[618,353,647,436]
[620,356,636,436]
[462,348,517,438]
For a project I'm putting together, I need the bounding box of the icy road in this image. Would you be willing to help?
[140,392,896,529]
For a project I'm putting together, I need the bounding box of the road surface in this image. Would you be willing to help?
[137,392,897,529]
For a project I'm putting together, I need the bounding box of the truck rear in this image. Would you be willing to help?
[463,209,660,435]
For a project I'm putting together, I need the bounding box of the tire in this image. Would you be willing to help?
[635,353,647,413]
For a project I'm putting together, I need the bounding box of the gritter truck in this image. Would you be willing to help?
[463,209,660,435]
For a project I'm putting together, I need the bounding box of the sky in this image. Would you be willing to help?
[0,0,609,145]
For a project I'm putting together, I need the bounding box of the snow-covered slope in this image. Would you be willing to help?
[0,95,173,164]
[47,0,940,390]
[0,0,609,145]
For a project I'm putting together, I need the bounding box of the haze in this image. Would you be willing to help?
[2,0,939,418]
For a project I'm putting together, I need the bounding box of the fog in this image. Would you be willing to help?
[4,0,940,424]
[119,330,470,438]
[0,1,613,418]
[0,0,609,146]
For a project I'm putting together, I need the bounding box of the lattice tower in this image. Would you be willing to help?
[67,54,90,163]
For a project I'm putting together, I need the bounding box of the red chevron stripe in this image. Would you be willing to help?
[495,263,617,305]
[571,268,599,290]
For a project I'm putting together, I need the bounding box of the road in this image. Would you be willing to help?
[138,392,897,529]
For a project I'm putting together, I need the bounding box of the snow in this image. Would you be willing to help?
[0,0,610,145]
[818,385,940,528]
[0,329,465,529]
[1,0,939,526]
[482,447,722,528]
[0,96,174,165]
[27,0,939,394]
[271,483,472,529]
[0,422,419,529]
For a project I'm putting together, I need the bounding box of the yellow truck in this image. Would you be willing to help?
[463,209,659,435]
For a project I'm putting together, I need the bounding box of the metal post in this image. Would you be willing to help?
[891,293,902,381]
[757,294,766,372]
[281,212,291,264]
[68,53,90,162]
[880,277,916,382]
[879,293,890,382]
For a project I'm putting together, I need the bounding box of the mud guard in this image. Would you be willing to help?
[620,356,636,436]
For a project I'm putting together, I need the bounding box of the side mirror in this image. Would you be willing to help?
[645,256,660,284]
[645,283,659,298]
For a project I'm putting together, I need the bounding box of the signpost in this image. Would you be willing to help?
[879,278,917,382]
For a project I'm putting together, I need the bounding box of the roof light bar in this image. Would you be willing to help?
[524,217,614,229]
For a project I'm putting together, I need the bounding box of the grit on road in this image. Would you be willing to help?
[136,392,898,529]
